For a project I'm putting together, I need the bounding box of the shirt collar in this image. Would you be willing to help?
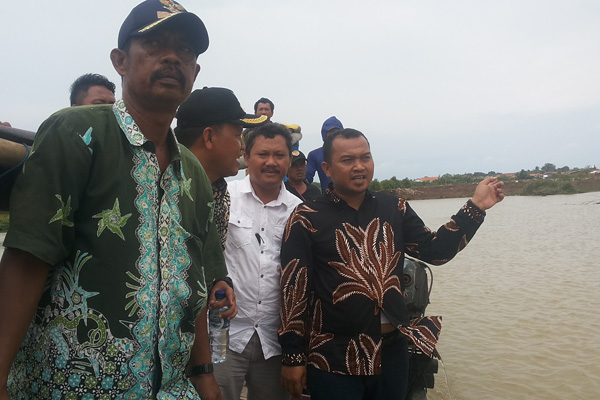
[240,175,296,206]
[213,177,228,198]
[112,99,183,170]
[325,182,375,208]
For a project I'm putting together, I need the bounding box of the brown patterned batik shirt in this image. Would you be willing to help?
[279,187,486,376]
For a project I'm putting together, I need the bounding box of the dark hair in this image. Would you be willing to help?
[175,124,223,148]
[322,128,370,164]
[253,97,274,113]
[70,73,116,105]
[245,123,292,156]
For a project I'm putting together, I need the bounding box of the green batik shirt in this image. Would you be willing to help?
[5,100,227,399]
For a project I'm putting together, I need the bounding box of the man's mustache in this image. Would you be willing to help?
[150,67,186,87]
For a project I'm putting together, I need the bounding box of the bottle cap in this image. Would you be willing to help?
[215,289,226,301]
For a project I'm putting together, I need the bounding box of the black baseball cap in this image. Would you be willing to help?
[291,150,306,165]
[176,87,269,128]
[118,0,209,56]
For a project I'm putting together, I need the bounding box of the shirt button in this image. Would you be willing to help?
[260,274,264,278]
[261,228,264,231]
[255,324,259,328]
[258,301,262,304]
[261,251,264,254]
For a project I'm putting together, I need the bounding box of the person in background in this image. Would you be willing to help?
[254,97,275,119]
[285,150,321,202]
[213,123,301,400]
[279,128,504,400]
[306,116,343,192]
[70,73,116,106]
[0,1,227,398]
[243,97,302,151]
[0,121,11,127]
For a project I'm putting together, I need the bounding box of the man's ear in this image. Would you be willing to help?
[322,161,331,178]
[202,127,214,150]
[110,48,127,77]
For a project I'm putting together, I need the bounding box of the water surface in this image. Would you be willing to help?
[410,192,600,399]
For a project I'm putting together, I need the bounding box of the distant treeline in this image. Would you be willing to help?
[369,163,598,192]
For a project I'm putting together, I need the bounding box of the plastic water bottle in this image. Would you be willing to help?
[209,289,229,363]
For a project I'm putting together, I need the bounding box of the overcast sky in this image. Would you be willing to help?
[1,0,598,180]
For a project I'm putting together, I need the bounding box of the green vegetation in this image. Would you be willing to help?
[521,180,577,196]
[369,163,597,192]
[0,211,9,232]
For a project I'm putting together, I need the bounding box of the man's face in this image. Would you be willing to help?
[256,102,273,118]
[244,135,290,193]
[112,27,200,110]
[210,123,245,179]
[287,160,306,184]
[323,135,374,198]
[79,85,116,106]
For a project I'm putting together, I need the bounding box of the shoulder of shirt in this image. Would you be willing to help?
[306,147,322,158]
[282,187,303,207]
[38,105,117,140]
[49,104,114,124]
[368,190,408,208]
[226,176,250,195]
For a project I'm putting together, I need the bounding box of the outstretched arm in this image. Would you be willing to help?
[471,177,505,211]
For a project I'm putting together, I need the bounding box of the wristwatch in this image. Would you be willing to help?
[185,363,214,377]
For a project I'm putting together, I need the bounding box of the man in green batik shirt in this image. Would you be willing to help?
[0,1,228,399]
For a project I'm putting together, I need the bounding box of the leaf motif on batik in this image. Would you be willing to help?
[444,219,459,232]
[397,198,407,214]
[284,205,318,242]
[329,219,403,313]
[345,334,382,375]
[397,316,442,357]
[279,259,308,337]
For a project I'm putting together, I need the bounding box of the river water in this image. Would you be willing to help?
[1,192,599,399]
[410,192,600,400]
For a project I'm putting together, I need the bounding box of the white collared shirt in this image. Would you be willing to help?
[224,175,302,359]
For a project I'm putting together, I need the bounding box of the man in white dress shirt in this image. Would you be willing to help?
[213,123,301,400]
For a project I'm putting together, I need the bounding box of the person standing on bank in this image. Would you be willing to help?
[0,1,228,398]
[279,128,504,400]
[213,123,302,400]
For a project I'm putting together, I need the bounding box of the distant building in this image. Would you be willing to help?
[416,176,439,182]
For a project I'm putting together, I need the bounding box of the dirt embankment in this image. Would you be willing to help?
[386,175,600,200]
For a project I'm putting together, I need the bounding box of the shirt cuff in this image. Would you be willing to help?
[281,353,306,366]
[462,199,486,223]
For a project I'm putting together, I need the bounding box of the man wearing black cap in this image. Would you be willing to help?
[285,150,322,202]
[176,87,268,250]
[0,1,226,399]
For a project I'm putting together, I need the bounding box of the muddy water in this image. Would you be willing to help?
[410,192,600,399]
